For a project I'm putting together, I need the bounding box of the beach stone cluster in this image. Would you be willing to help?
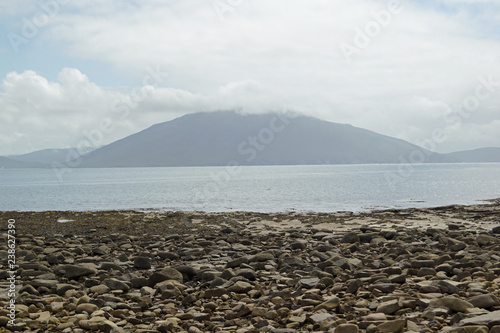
[0,202,499,332]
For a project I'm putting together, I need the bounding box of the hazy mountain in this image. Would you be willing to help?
[0,156,46,169]
[446,147,500,163]
[9,147,96,164]
[78,111,451,167]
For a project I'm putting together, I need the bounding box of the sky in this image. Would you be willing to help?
[0,0,500,156]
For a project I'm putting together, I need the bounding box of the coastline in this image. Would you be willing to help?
[0,202,499,332]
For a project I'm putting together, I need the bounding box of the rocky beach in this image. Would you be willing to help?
[1,201,500,332]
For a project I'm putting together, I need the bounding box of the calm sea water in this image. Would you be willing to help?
[1,163,499,212]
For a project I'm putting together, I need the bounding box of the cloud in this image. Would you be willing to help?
[1,0,499,154]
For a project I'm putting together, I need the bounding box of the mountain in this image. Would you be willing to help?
[446,147,500,163]
[8,147,96,164]
[0,156,46,169]
[78,111,451,167]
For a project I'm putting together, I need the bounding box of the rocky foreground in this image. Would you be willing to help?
[1,201,500,332]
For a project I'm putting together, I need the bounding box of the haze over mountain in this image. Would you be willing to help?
[8,147,96,165]
[446,147,500,163]
[0,156,46,169]
[77,111,451,168]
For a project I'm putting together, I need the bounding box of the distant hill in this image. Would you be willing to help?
[78,111,451,167]
[8,147,96,164]
[0,156,46,169]
[446,147,500,163]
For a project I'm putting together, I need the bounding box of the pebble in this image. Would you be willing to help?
[3,203,500,332]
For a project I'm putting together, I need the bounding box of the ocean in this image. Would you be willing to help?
[1,163,499,212]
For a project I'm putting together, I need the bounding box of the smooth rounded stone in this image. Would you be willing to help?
[0,316,9,326]
[103,278,130,292]
[341,232,360,244]
[210,277,227,287]
[371,283,396,293]
[228,281,253,293]
[290,240,308,250]
[334,323,359,333]
[468,294,500,308]
[50,301,65,313]
[376,299,400,315]
[411,260,435,268]
[417,267,437,277]
[431,296,474,312]
[265,310,279,320]
[59,264,97,279]
[133,256,151,269]
[149,268,183,285]
[251,252,275,262]
[436,263,454,274]
[90,284,110,295]
[476,234,499,246]
[76,303,99,314]
[364,313,387,321]
[236,268,257,281]
[158,251,179,260]
[315,297,340,311]
[227,257,249,268]
[377,319,405,333]
[492,226,500,234]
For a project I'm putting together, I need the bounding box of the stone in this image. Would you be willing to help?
[309,313,334,324]
[291,240,308,250]
[431,280,460,294]
[133,256,151,269]
[90,284,110,295]
[468,294,500,308]
[228,281,253,293]
[476,234,499,246]
[376,299,400,315]
[346,279,363,294]
[76,303,99,314]
[59,265,97,279]
[103,278,130,292]
[432,296,474,313]
[335,323,359,333]
[492,226,500,234]
[315,297,340,311]
[300,277,319,288]
[341,232,359,244]
[227,257,248,268]
[149,268,183,285]
[460,310,500,327]
[236,268,257,280]
[377,319,405,333]
[251,252,274,262]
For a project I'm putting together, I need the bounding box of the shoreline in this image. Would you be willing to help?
[2,200,500,237]
[0,202,500,332]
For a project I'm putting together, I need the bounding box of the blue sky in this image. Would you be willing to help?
[1,0,499,155]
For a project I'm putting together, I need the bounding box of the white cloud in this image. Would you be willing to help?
[1,0,500,154]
